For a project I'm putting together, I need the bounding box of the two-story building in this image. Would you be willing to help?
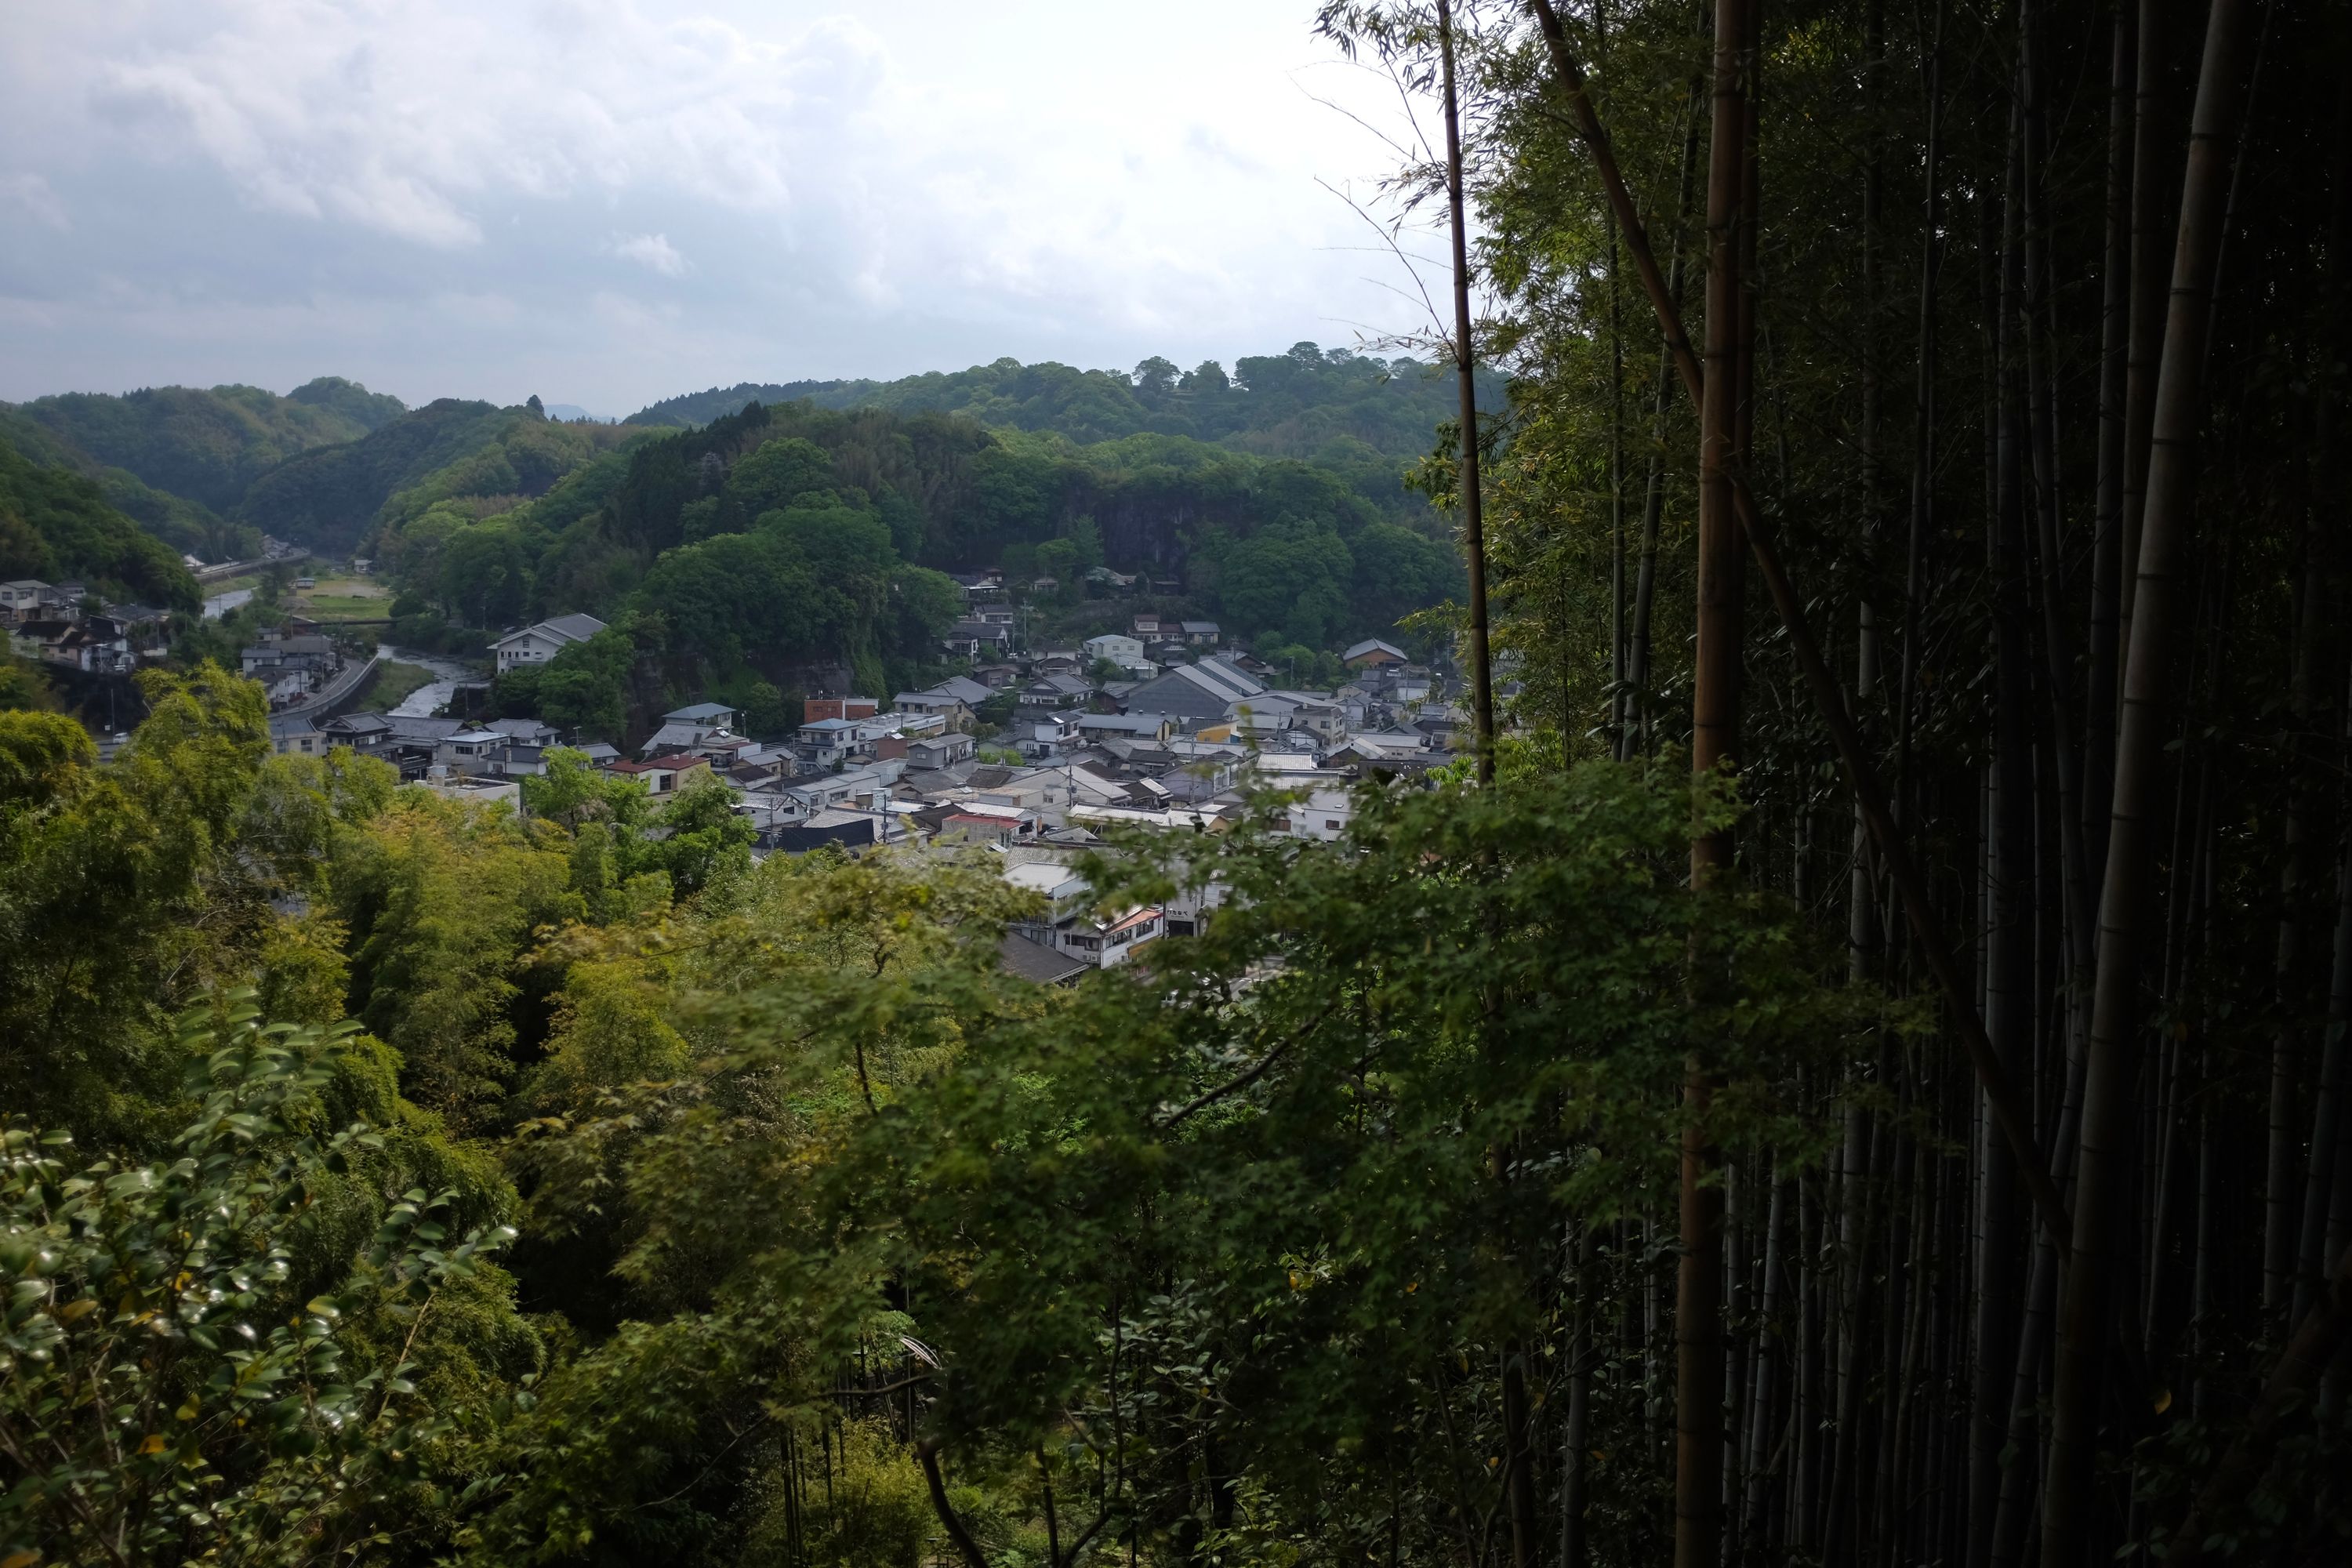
[489,612,607,672]
[0,580,59,624]
[1002,859,1164,969]
[1082,633,1146,670]
[639,701,742,757]
[602,753,713,798]
[942,619,1013,659]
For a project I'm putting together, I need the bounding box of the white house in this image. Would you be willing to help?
[490,612,607,672]
[1002,859,1164,969]
[0,580,54,623]
[1082,633,1145,668]
[1283,786,1357,843]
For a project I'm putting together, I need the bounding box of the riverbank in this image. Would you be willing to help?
[377,645,487,718]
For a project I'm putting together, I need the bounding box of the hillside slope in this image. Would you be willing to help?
[238,401,653,555]
[378,397,1461,734]
[0,426,198,609]
[9,378,405,516]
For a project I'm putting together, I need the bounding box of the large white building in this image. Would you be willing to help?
[1082,633,1147,669]
[489,612,606,672]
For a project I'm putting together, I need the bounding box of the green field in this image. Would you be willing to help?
[299,595,394,622]
[292,578,392,622]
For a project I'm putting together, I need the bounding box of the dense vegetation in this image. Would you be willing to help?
[381,395,1462,739]
[626,344,1502,541]
[0,425,198,608]
[1377,0,2350,1561]
[238,400,644,555]
[628,343,1489,455]
[6,378,405,542]
[1,664,1859,1567]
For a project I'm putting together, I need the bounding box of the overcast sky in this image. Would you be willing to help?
[0,1,1448,416]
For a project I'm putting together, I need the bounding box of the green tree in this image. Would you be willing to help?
[438,521,529,628]
[1133,356,1181,399]
[332,792,572,1127]
[1178,359,1231,394]
[0,1006,522,1568]
[1218,515,1355,648]
[0,666,277,1134]
[0,655,56,713]
[644,772,756,898]
[1351,519,1464,634]
[722,436,836,521]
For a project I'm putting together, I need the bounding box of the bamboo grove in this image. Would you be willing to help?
[1320,0,2352,1560]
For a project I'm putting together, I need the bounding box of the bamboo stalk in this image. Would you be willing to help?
[1527,0,2072,1247]
[2042,3,2259,1556]
[1438,0,1496,787]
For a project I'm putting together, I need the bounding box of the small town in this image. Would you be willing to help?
[289,581,1474,984]
[6,539,1490,989]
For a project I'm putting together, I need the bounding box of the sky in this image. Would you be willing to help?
[0,1,1448,418]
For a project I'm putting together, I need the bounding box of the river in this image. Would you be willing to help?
[377,644,488,718]
[203,587,252,619]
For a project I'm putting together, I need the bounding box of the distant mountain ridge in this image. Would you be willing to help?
[0,377,412,564]
[8,378,405,515]
[622,344,1497,469]
[0,349,1489,602]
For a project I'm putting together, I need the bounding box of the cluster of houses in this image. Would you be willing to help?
[2,579,172,676]
[266,704,566,802]
[586,641,1457,977]
[418,593,1468,985]
[238,622,368,710]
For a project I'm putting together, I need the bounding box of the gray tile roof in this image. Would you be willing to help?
[998,932,1091,986]
[928,676,993,705]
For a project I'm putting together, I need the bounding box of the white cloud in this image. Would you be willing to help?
[0,1,1439,408]
[608,232,688,277]
[1,172,70,230]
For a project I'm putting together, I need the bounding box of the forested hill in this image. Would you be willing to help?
[624,343,1500,466]
[8,377,405,515]
[0,425,198,609]
[380,396,1462,731]
[234,398,646,554]
[0,378,408,564]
